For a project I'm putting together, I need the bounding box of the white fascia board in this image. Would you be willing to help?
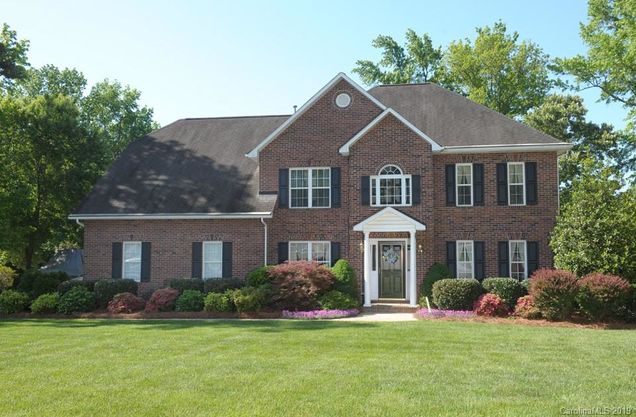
[439,142,573,155]
[68,212,273,220]
[353,207,426,232]
[246,72,386,158]
[339,108,443,156]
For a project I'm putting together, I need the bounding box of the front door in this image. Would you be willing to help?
[379,242,405,298]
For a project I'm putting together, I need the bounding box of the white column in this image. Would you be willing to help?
[409,229,417,306]
[363,231,371,307]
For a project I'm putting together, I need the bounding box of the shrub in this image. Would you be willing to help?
[318,290,359,310]
[169,278,204,294]
[204,291,235,312]
[246,266,273,287]
[432,279,483,311]
[473,293,509,317]
[57,286,95,314]
[269,261,334,310]
[420,263,452,306]
[331,259,357,298]
[529,269,579,321]
[577,273,631,321]
[0,265,15,290]
[520,279,531,290]
[204,277,244,293]
[94,279,139,308]
[513,295,542,319]
[17,270,69,298]
[30,293,60,314]
[175,290,205,312]
[107,292,146,314]
[232,287,269,313]
[145,288,179,312]
[57,280,95,295]
[0,290,30,314]
[482,278,527,309]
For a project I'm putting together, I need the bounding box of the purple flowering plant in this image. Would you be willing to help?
[416,308,475,319]
[282,309,359,319]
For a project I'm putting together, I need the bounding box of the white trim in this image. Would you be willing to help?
[370,165,412,207]
[289,167,331,208]
[68,212,273,220]
[122,241,142,282]
[353,207,426,232]
[440,143,572,155]
[507,162,526,206]
[509,240,528,280]
[456,240,475,279]
[202,241,223,279]
[455,163,473,207]
[247,73,386,158]
[339,108,442,156]
[288,241,331,265]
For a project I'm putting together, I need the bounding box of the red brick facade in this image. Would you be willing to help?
[82,78,560,300]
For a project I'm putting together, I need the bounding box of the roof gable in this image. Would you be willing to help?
[353,207,427,232]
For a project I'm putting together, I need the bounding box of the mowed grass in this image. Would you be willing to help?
[0,319,634,417]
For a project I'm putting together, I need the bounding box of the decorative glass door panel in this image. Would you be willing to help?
[379,243,404,298]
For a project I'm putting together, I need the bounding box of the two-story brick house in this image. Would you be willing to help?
[70,73,571,305]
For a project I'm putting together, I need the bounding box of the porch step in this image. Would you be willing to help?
[364,303,418,313]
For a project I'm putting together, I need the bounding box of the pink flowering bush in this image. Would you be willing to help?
[513,295,542,319]
[270,261,334,310]
[282,309,358,319]
[107,292,146,314]
[473,293,509,317]
[145,288,179,312]
[415,308,475,319]
[577,273,632,321]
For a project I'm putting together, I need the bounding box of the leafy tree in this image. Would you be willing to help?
[437,22,552,118]
[9,65,87,102]
[0,23,29,81]
[353,29,442,85]
[556,0,636,130]
[550,164,636,282]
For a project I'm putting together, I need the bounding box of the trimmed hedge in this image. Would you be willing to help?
[57,280,95,295]
[145,288,179,312]
[432,278,483,311]
[420,263,452,306]
[57,286,95,315]
[204,278,244,293]
[0,290,30,314]
[204,291,235,312]
[318,290,359,310]
[107,293,146,314]
[246,266,273,287]
[233,287,269,313]
[529,269,579,321]
[94,279,139,308]
[482,277,527,309]
[331,259,357,298]
[169,278,204,294]
[30,293,60,314]
[175,290,205,312]
[577,273,631,321]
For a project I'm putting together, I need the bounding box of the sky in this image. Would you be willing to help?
[2,0,629,129]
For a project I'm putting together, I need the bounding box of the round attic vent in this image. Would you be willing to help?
[335,92,351,108]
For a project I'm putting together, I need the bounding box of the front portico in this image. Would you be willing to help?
[353,207,426,307]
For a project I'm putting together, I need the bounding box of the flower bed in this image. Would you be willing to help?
[415,308,475,319]
[281,309,359,319]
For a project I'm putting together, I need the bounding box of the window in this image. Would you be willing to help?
[456,163,473,206]
[290,168,330,208]
[509,240,527,280]
[203,241,223,279]
[370,165,412,206]
[289,241,331,265]
[123,242,142,281]
[456,241,474,279]
[508,162,525,205]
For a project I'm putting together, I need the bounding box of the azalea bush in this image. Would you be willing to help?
[57,286,95,315]
[204,290,235,312]
[94,279,139,308]
[577,273,631,321]
[529,269,579,321]
[432,278,483,310]
[473,293,509,317]
[145,288,179,312]
[0,290,30,314]
[30,292,60,314]
[318,290,358,310]
[232,287,269,313]
[513,295,542,319]
[482,277,527,309]
[107,292,146,314]
[269,261,334,310]
[282,309,358,319]
[415,308,475,319]
[175,290,205,312]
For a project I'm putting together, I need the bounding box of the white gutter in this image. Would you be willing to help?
[260,217,268,266]
[439,143,573,155]
[75,219,84,227]
[68,212,273,220]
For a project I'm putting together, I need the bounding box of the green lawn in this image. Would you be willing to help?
[0,319,634,417]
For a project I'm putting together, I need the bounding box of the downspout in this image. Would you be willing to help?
[260,217,268,266]
[75,219,84,227]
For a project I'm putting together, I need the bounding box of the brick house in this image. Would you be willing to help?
[70,73,571,305]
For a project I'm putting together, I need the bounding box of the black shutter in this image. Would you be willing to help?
[474,241,485,280]
[496,163,508,206]
[111,242,122,279]
[140,242,151,282]
[361,176,370,205]
[191,242,202,278]
[222,242,233,278]
[473,164,484,206]
[331,167,341,208]
[445,165,456,206]
[498,241,509,277]
[278,242,288,264]
[446,241,457,277]
[412,174,421,205]
[330,242,341,266]
[278,168,289,208]
[527,241,539,278]
[525,162,538,205]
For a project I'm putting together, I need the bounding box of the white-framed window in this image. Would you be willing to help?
[508,162,525,206]
[509,240,527,280]
[203,241,223,279]
[123,241,142,282]
[456,240,474,279]
[289,241,331,265]
[290,168,330,208]
[456,163,473,206]
[370,165,412,206]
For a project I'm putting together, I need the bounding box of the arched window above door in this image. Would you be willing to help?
[371,165,412,206]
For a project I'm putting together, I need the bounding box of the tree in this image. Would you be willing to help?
[550,164,636,282]
[438,22,552,118]
[353,29,442,85]
[0,23,29,81]
[556,0,636,131]
[524,94,635,202]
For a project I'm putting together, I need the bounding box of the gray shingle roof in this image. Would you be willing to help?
[369,83,561,147]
